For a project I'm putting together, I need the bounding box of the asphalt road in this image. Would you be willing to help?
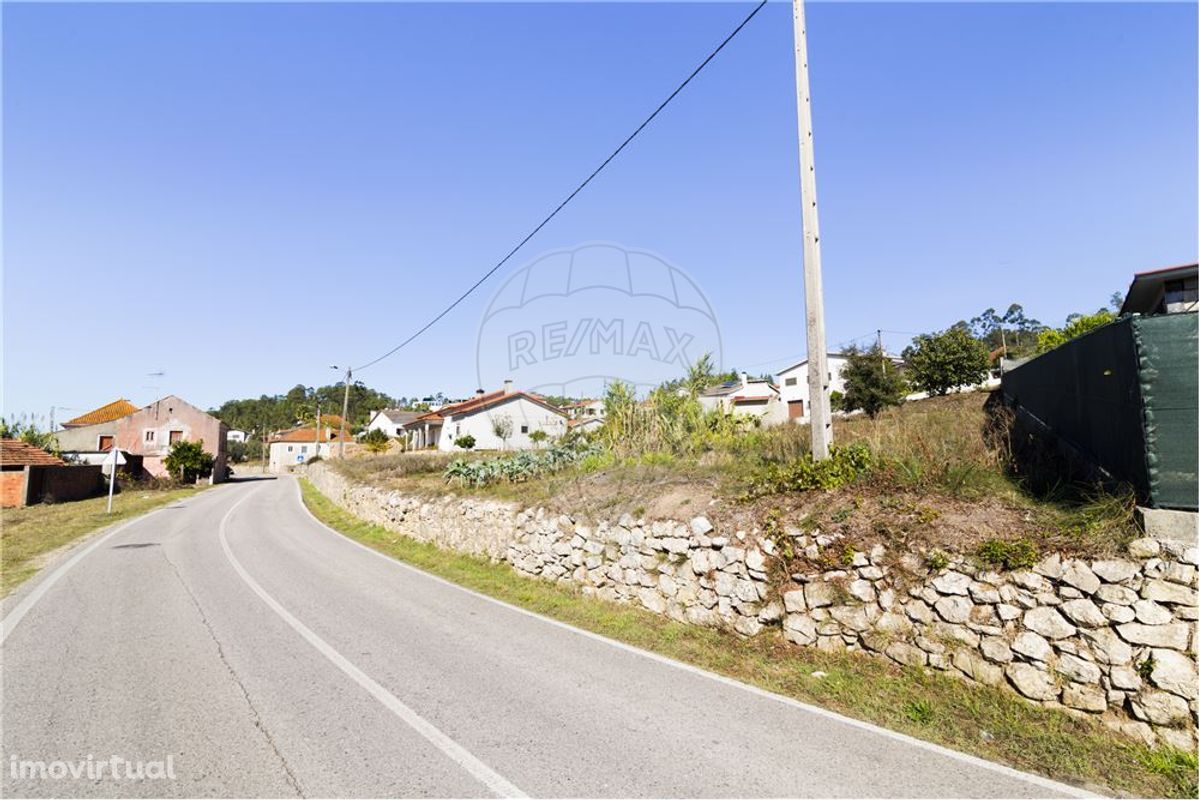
[1,477,1090,798]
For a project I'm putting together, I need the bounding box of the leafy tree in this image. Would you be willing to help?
[491,415,513,449]
[903,328,989,396]
[455,434,476,450]
[840,344,908,418]
[965,303,1044,358]
[227,440,250,463]
[0,416,60,455]
[1035,309,1115,353]
[210,381,400,448]
[361,428,391,454]
[528,429,549,448]
[163,440,215,483]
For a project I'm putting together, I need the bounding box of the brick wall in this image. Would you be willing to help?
[1,469,29,508]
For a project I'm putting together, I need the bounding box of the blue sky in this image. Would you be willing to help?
[4,2,1196,420]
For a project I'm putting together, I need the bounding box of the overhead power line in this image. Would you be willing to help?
[353,0,770,373]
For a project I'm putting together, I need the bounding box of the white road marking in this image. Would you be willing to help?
[219,487,527,799]
[292,477,1096,799]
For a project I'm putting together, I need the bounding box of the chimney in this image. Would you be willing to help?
[503,379,514,395]
[740,371,749,388]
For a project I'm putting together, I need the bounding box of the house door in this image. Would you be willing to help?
[788,400,805,420]
[98,435,115,451]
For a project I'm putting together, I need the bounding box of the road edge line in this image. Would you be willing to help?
[0,488,225,646]
[293,475,1097,800]
[219,484,527,800]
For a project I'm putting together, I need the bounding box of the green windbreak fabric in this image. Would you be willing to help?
[1134,313,1198,510]
[1001,318,1148,496]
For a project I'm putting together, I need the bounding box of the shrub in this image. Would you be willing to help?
[361,428,391,454]
[840,344,908,418]
[444,441,602,487]
[455,434,476,450]
[741,443,873,499]
[1036,310,1115,354]
[528,429,548,447]
[903,699,935,725]
[976,538,1039,570]
[163,440,215,483]
[903,327,989,396]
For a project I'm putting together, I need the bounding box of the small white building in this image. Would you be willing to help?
[404,382,568,451]
[227,429,247,444]
[267,427,352,473]
[365,409,421,438]
[568,416,604,435]
[564,399,604,421]
[698,373,785,424]
[777,355,851,423]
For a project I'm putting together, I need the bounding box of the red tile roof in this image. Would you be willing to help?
[1,440,67,466]
[62,399,137,427]
[404,390,566,427]
[269,427,353,444]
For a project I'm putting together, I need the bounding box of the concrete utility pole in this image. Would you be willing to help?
[792,0,832,459]
[331,365,352,459]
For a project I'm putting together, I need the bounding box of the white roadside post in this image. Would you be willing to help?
[104,447,125,514]
[792,0,833,460]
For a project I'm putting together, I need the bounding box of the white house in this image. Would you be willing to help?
[365,408,421,438]
[404,381,568,451]
[777,355,851,423]
[563,398,604,421]
[698,373,786,425]
[267,427,352,473]
[227,429,247,444]
[568,416,604,435]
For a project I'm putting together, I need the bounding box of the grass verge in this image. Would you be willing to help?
[299,478,1196,798]
[1,486,207,595]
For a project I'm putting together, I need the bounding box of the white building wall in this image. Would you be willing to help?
[439,396,568,451]
[269,440,332,473]
[778,356,849,422]
[366,411,409,438]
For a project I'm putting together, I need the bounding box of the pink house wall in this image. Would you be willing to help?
[115,395,228,482]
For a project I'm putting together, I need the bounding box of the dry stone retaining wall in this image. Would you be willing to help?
[305,463,1198,748]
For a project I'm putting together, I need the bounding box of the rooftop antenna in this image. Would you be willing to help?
[145,371,166,418]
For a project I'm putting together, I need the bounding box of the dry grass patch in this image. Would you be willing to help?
[330,393,1140,561]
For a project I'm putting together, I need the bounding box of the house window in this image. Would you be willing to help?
[1164,277,1198,310]
[98,435,114,451]
[520,425,529,434]
[169,430,184,445]
[144,430,155,443]
[395,427,402,435]
[301,445,308,453]
[287,446,294,452]
[785,377,797,386]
